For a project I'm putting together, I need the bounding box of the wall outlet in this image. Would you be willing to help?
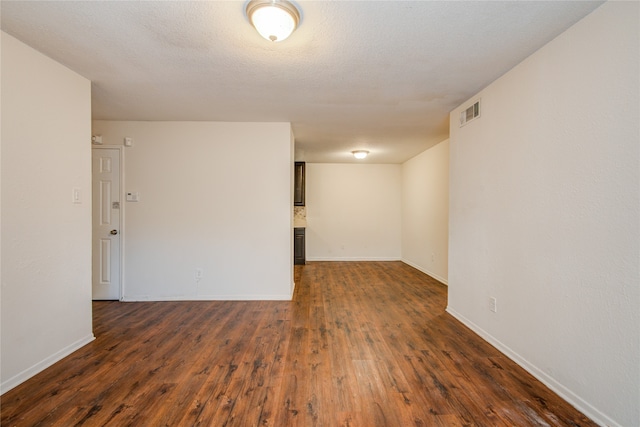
[195,268,203,280]
[489,297,497,313]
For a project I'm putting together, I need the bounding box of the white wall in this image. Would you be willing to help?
[91,121,293,300]
[306,163,401,261]
[1,32,94,393]
[447,3,639,426]
[401,140,449,284]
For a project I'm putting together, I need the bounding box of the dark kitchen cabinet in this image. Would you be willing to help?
[294,162,305,206]
[294,227,305,265]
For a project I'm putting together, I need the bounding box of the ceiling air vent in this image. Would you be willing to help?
[460,99,480,127]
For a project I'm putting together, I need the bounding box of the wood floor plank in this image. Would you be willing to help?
[1,261,599,427]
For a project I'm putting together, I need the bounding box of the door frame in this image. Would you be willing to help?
[92,145,125,301]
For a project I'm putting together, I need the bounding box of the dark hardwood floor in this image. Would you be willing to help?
[1,261,597,426]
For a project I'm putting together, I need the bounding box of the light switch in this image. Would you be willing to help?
[124,137,133,147]
[72,188,82,204]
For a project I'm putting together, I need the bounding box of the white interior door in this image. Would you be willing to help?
[92,148,121,300]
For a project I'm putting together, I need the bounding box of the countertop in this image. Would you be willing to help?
[294,218,307,228]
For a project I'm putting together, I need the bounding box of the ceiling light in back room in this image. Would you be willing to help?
[246,0,300,42]
[352,150,369,160]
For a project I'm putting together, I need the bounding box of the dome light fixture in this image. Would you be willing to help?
[246,0,300,42]
[352,150,369,160]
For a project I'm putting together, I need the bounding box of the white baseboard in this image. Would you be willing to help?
[401,259,448,285]
[122,294,294,302]
[305,256,401,262]
[1,334,95,395]
[445,307,619,427]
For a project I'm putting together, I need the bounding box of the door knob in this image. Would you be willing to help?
[110,230,118,235]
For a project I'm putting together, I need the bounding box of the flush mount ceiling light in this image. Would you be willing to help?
[352,150,369,160]
[246,0,300,42]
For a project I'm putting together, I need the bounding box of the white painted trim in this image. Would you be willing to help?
[305,257,401,262]
[121,293,294,302]
[445,307,619,427]
[0,334,95,395]
[91,145,125,301]
[401,259,448,285]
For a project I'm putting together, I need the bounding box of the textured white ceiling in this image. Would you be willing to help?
[1,1,603,163]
